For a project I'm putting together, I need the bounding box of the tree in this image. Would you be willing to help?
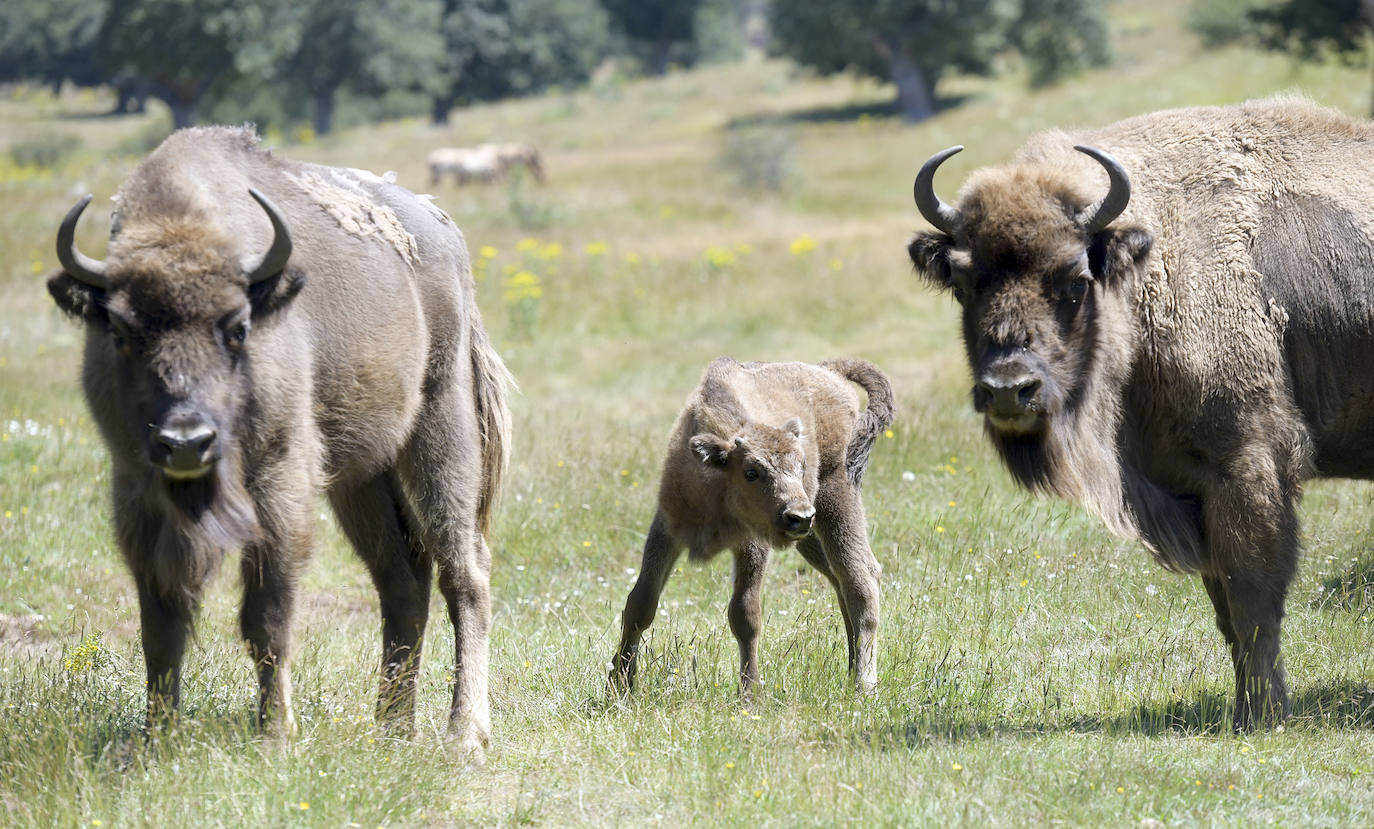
[0,0,106,93]
[769,0,1113,123]
[600,0,702,74]
[96,0,292,128]
[281,0,444,135]
[1011,0,1111,89]
[1248,0,1374,115]
[430,0,609,125]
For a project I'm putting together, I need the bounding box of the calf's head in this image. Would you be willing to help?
[48,189,302,535]
[907,145,1152,447]
[690,418,816,544]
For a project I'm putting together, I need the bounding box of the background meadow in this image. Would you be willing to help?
[3,0,1374,825]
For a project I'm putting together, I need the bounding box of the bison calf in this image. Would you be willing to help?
[609,357,894,694]
[48,127,511,756]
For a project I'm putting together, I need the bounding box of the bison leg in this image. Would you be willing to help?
[1202,575,1240,666]
[240,528,307,735]
[796,534,857,674]
[397,403,491,757]
[330,474,433,734]
[135,578,192,727]
[1204,455,1299,731]
[814,477,881,694]
[609,514,683,693]
[729,541,771,695]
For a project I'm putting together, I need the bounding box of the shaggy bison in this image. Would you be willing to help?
[907,96,1374,730]
[609,357,894,694]
[49,126,512,755]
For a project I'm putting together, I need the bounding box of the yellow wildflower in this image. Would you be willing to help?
[789,235,817,256]
[584,241,608,256]
[479,245,498,259]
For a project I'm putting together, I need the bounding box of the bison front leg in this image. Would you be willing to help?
[1204,455,1299,731]
[729,541,770,695]
[240,532,306,736]
[609,514,683,694]
[135,579,193,727]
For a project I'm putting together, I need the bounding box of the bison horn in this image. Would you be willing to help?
[56,194,110,290]
[241,188,293,284]
[913,145,963,236]
[1073,145,1131,234]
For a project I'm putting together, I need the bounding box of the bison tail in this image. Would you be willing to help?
[469,310,516,537]
[822,358,895,488]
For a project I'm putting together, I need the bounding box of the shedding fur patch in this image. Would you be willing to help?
[286,169,418,268]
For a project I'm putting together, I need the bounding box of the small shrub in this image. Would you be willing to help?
[718,126,795,193]
[507,169,557,230]
[8,133,82,170]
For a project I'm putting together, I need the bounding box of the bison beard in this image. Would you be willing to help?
[137,451,260,614]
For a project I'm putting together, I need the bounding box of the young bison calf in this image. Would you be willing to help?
[609,357,894,694]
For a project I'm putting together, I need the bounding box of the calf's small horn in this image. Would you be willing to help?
[56,194,110,289]
[241,188,293,284]
[1073,145,1131,234]
[913,145,964,236]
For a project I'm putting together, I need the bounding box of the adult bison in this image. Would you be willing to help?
[609,357,894,695]
[49,126,512,755]
[907,96,1374,730]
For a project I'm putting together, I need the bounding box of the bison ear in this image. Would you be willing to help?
[247,266,307,319]
[1088,225,1152,287]
[908,231,956,291]
[47,270,107,324]
[782,417,803,440]
[689,433,732,467]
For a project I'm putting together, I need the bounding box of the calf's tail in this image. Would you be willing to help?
[822,358,895,488]
[469,308,515,536]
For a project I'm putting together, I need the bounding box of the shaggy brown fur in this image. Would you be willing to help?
[609,357,894,695]
[907,96,1374,731]
[49,126,512,757]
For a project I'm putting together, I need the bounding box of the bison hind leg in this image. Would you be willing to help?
[796,534,857,674]
[330,472,433,735]
[609,514,683,695]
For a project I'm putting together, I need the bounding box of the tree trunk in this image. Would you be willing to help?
[652,36,672,75]
[431,93,456,126]
[312,84,336,136]
[166,96,198,130]
[870,34,936,123]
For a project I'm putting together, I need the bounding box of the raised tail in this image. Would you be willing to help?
[469,307,515,537]
[821,358,894,488]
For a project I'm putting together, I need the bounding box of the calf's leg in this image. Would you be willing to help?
[609,514,683,692]
[330,473,433,734]
[796,534,857,674]
[729,541,770,694]
[814,477,881,694]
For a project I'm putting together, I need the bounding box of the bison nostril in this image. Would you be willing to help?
[1017,379,1041,407]
[156,424,217,466]
[972,381,994,410]
[781,509,815,534]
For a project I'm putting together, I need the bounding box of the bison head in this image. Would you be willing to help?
[907,146,1152,468]
[48,189,301,529]
[690,418,817,545]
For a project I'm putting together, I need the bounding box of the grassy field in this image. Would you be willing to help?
[4,2,1374,826]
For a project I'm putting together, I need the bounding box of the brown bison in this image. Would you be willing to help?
[609,357,894,694]
[49,126,512,756]
[907,96,1374,730]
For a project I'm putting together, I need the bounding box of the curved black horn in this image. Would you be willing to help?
[1073,145,1131,234]
[241,188,293,284]
[56,194,110,289]
[913,145,964,236]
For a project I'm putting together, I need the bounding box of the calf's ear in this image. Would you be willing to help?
[47,271,106,325]
[1088,225,1152,287]
[782,417,803,439]
[908,231,956,292]
[689,433,732,467]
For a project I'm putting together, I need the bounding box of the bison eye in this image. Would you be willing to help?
[743,468,760,482]
[1065,276,1091,303]
[108,318,132,353]
[226,320,250,348]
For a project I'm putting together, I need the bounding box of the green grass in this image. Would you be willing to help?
[3,2,1374,825]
